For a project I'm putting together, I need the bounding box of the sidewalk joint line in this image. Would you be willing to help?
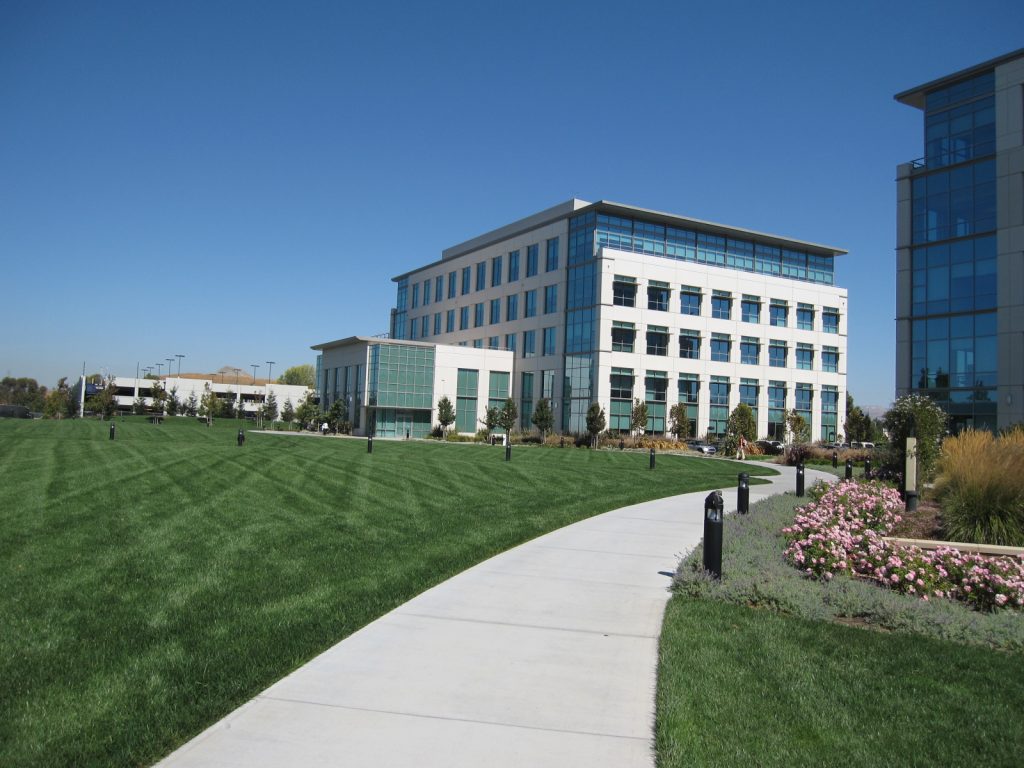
[391,610,659,639]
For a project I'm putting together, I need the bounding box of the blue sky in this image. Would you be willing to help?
[2,1,1021,405]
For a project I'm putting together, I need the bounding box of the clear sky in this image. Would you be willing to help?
[2,1,1021,404]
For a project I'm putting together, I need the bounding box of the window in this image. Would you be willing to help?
[796,343,813,370]
[505,333,516,353]
[797,303,814,331]
[434,312,441,335]
[741,295,761,323]
[523,330,536,358]
[411,283,419,309]
[679,330,700,359]
[823,307,839,334]
[821,385,838,442]
[544,284,558,314]
[461,267,471,295]
[542,326,556,356]
[647,281,670,311]
[409,317,418,339]
[448,271,457,299]
[524,289,537,318]
[422,280,430,306]
[476,262,486,291]
[456,369,478,433]
[769,339,787,368]
[645,372,668,433]
[678,373,699,435]
[609,368,633,431]
[708,376,730,437]
[488,336,500,349]
[613,276,637,307]
[490,298,501,325]
[526,244,539,277]
[680,286,702,316]
[768,380,786,440]
[770,300,788,327]
[508,250,520,282]
[822,346,839,373]
[646,326,668,356]
[459,306,470,330]
[710,333,731,362]
[711,290,732,320]
[520,372,534,428]
[473,339,483,349]
[740,337,760,365]
[473,302,484,327]
[546,237,559,271]
[795,383,813,424]
[492,256,502,287]
[435,275,444,303]
[447,309,455,332]
[612,322,635,353]
[739,379,759,421]
[507,294,519,322]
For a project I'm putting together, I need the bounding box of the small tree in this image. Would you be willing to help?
[199,385,221,423]
[294,391,319,429]
[184,391,199,417]
[882,394,948,489]
[668,403,691,441]
[150,381,168,415]
[281,398,295,427]
[479,406,499,438]
[133,395,148,415]
[327,399,348,432]
[437,395,456,437]
[264,391,279,422]
[43,379,71,419]
[722,403,757,456]
[166,386,180,416]
[497,397,518,436]
[221,391,236,419]
[784,408,810,444]
[532,397,554,437]
[585,402,606,446]
[630,398,648,438]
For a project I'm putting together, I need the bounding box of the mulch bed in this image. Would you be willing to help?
[890,497,945,540]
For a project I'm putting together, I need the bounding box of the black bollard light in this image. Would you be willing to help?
[649,447,656,470]
[832,450,838,468]
[619,439,624,450]
[367,435,373,454]
[796,462,805,497]
[237,429,245,447]
[109,423,115,440]
[560,437,565,448]
[906,489,918,513]
[406,429,410,441]
[702,490,724,579]
[845,458,853,480]
[737,472,749,514]
[864,458,872,478]
[505,443,511,462]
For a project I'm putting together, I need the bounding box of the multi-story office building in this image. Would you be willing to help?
[384,199,848,441]
[895,49,1024,431]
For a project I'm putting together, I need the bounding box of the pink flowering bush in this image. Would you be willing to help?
[783,480,1024,611]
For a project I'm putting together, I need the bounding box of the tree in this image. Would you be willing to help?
[882,394,948,490]
[85,380,118,419]
[294,391,319,429]
[184,392,199,417]
[844,393,874,443]
[221,391,236,419]
[327,399,348,432]
[532,397,554,437]
[150,381,168,415]
[784,409,810,444]
[278,364,316,388]
[43,378,72,419]
[263,391,279,422]
[479,406,499,437]
[166,386,180,416]
[436,395,455,437]
[723,403,757,456]
[199,385,221,423]
[668,403,691,441]
[630,398,648,437]
[281,398,296,427]
[585,402,606,446]
[497,397,518,436]
[0,377,47,412]
[133,395,148,415]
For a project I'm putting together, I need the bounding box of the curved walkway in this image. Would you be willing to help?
[158,462,835,768]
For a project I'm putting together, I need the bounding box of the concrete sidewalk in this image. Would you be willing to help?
[158,462,834,768]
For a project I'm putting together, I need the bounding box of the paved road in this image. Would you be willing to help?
[158,462,833,767]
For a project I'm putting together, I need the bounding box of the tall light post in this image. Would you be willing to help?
[176,354,185,379]
[251,364,259,383]
[266,361,275,384]
[166,358,175,384]
[155,362,163,378]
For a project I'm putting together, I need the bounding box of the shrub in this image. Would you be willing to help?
[882,394,948,490]
[936,429,1024,546]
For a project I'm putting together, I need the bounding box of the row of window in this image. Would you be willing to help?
[612,279,840,332]
[440,328,560,358]
[610,324,840,371]
[409,238,560,310]
[406,285,560,340]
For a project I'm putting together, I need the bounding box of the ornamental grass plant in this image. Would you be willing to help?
[936,428,1024,546]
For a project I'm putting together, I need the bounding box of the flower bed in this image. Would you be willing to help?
[783,480,1024,611]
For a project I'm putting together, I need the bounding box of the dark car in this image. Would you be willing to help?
[756,440,783,455]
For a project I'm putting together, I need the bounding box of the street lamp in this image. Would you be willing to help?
[175,354,184,379]
[251,364,259,383]
[166,358,174,383]
[155,362,163,378]
[266,361,275,383]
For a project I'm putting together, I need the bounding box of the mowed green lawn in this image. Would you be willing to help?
[0,417,772,767]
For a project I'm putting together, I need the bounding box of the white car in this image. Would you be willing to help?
[687,440,717,455]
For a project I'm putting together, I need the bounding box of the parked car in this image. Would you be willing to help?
[756,439,783,455]
[687,440,717,455]
[851,441,875,450]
